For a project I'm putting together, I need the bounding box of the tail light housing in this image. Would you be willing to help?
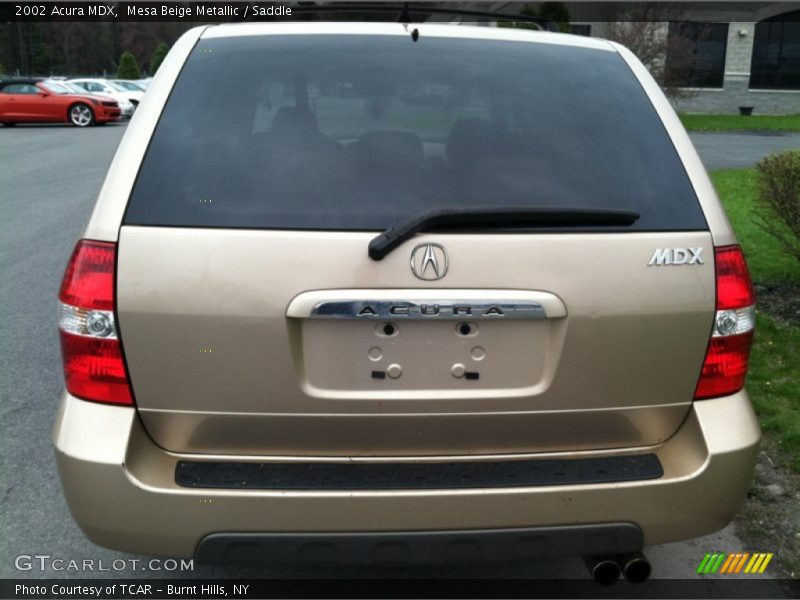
[694,245,756,400]
[58,240,133,405]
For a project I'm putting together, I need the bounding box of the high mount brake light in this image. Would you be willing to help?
[694,245,756,400]
[58,240,133,405]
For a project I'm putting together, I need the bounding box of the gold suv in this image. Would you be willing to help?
[54,23,759,583]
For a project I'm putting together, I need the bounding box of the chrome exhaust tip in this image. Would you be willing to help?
[617,552,652,583]
[584,555,621,585]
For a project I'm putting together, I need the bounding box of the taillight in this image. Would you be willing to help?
[58,240,133,405]
[694,245,756,400]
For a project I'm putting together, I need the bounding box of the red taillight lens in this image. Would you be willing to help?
[694,331,754,399]
[58,240,133,405]
[694,245,756,400]
[59,334,132,405]
[59,240,116,310]
[715,245,755,310]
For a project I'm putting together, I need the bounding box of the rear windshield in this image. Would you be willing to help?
[125,34,707,231]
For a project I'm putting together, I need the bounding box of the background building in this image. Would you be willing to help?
[475,2,800,114]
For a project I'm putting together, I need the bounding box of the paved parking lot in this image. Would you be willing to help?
[691,131,800,170]
[0,123,794,585]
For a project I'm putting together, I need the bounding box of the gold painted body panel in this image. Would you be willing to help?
[117,227,714,455]
[53,391,760,557]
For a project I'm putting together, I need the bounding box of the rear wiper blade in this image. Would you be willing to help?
[368,206,640,260]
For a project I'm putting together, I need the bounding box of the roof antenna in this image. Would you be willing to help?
[398,2,411,24]
[398,2,419,41]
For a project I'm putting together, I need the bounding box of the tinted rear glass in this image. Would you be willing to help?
[125,34,707,231]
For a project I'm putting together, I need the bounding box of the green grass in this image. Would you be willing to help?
[712,168,800,470]
[710,170,800,281]
[681,113,800,132]
[747,315,800,471]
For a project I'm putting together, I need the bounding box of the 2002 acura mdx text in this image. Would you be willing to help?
[53,22,760,583]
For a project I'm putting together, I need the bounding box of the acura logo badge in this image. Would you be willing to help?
[410,243,448,281]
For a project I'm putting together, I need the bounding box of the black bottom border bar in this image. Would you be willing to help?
[2,579,798,599]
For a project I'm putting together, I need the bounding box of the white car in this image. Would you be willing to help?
[66,78,143,112]
[58,81,135,118]
[111,79,147,93]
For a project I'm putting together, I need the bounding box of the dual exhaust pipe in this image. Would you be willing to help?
[585,552,651,585]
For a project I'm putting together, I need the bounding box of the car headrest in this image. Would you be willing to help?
[270,107,319,136]
[351,131,424,168]
[446,119,493,165]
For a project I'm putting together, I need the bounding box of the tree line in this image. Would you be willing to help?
[0,22,192,77]
[1,4,693,90]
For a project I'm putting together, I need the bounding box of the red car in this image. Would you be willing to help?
[0,79,121,127]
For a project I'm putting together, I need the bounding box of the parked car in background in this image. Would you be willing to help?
[133,78,153,89]
[111,79,146,93]
[67,78,144,109]
[0,78,120,126]
[60,81,134,118]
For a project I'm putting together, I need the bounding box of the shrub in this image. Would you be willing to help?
[755,150,800,263]
[117,51,141,80]
[150,42,169,74]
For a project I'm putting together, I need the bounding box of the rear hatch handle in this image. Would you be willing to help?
[287,289,568,320]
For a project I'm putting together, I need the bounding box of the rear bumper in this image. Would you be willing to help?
[53,391,760,559]
[196,525,643,565]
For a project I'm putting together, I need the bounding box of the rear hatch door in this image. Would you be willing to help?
[116,28,713,455]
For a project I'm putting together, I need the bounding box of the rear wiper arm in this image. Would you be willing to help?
[368,206,640,260]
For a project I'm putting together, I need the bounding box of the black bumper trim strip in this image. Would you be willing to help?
[176,453,662,490]
[195,524,644,565]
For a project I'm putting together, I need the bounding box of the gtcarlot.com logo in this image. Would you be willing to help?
[14,554,194,572]
[697,552,774,575]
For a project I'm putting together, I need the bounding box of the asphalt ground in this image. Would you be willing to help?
[0,123,796,588]
[690,131,800,171]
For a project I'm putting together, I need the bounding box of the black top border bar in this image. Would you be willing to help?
[3,2,796,23]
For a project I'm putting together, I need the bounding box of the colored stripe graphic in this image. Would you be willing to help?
[698,553,723,574]
[697,552,772,575]
[744,553,764,573]
[706,553,721,574]
[734,553,750,573]
[745,553,775,574]
[758,554,774,573]
[745,554,759,573]
[719,553,737,574]
[697,553,713,574]
[710,553,726,573]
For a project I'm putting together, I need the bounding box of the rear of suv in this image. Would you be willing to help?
[54,23,759,579]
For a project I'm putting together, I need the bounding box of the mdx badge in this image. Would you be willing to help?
[648,247,704,266]
[410,243,448,280]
